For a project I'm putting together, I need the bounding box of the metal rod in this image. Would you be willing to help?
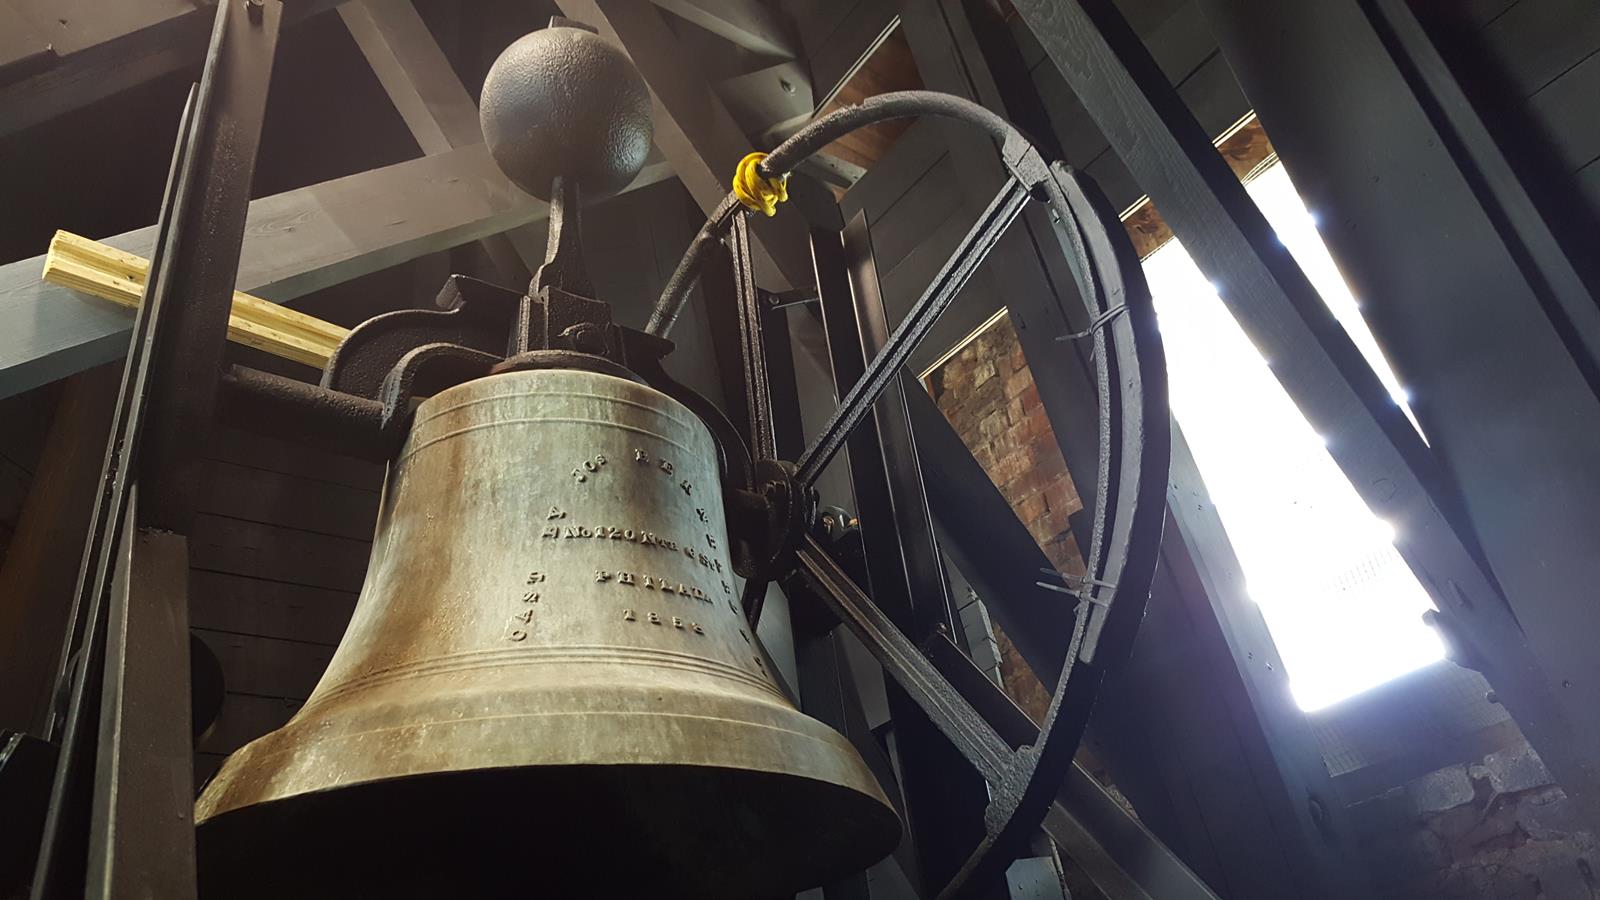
[795,537,1012,780]
[794,179,1029,487]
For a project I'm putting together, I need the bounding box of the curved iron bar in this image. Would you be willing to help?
[653,87,1170,897]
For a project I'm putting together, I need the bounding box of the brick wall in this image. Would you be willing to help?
[926,313,1086,577]
[925,312,1086,720]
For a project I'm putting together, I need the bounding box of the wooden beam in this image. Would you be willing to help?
[1015,0,1600,843]
[1198,0,1600,828]
[338,0,538,283]
[43,231,347,368]
[793,0,898,110]
[896,0,1370,892]
[556,0,814,292]
[649,0,797,59]
[0,365,120,734]
[0,143,674,399]
[0,0,346,140]
[336,0,481,154]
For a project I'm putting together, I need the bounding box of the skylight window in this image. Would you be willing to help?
[1142,161,1441,710]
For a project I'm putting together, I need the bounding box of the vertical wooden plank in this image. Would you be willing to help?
[0,366,119,734]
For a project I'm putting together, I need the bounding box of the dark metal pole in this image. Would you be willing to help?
[811,220,1001,897]
[30,2,283,896]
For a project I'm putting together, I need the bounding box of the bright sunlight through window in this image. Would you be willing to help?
[1143,161,1442,711]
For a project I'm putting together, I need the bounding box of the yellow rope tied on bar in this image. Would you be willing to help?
[732,152,789,217]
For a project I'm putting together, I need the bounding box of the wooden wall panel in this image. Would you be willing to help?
[1414,0,1600,228]
[189,515,371,594]
[194,629,335,701]
[198,461,380,542]
[1476,0,1600,97]
[188,571,358,647]
[1526,50,1600,173]
[189,426,383,767]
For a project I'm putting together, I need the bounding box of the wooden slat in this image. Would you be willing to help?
[189,570,357,646]
[1527,49,1600,173]
[197,692,301,755]
[867,156,967,274]
[193,629,334,701]
[205,427,385,492]
[189,514,371,593]
[840,118,950,222]
[197,460,380,542]
[804,0,899,107]
[1580,155,1600,210]
[1478,0,1600,96]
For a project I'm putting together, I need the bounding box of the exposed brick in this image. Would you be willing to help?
[978,409,1006,439]
[972,359,998,386]
[988,449,1029,487]
[1043,477,1083,517]
[1016,491,1047,524]
[1019,381,1042,412]
[1002,368,1032,400]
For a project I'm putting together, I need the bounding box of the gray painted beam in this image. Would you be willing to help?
[0,143,674,399]
[649,0,797,59]
[0,0,347,140]
[1199,0,1600,830]
[338,0,537,282]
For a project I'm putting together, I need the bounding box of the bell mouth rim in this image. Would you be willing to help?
[196,761,902,898]
[196,682,902,826]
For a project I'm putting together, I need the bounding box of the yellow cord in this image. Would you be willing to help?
[732,152,789,217]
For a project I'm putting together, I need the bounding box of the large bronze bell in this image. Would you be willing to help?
[195,369,900,897]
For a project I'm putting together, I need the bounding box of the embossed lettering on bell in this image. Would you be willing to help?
[195,370,900,897]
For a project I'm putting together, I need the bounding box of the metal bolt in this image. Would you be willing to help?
[245,0,264,23]
[779,78,796,95]
[1485,690,1499,704]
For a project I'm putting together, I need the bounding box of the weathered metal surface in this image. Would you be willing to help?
[479,18,653,201]
[195,368,898,898]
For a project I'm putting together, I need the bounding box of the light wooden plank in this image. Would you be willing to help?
[1479,0,1600,96]
[205,427,385,492]
[43,231,347,368]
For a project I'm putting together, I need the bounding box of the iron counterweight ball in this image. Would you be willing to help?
[479,23,653,201]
